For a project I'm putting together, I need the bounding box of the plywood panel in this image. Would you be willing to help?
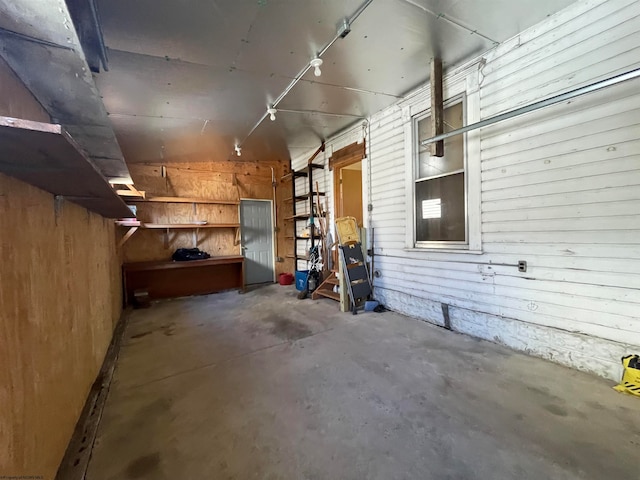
[124,159,294,275]
[0,56,49,123]
[0,173,122,480]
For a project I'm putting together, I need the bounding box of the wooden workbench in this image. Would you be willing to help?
[123,256,244,305]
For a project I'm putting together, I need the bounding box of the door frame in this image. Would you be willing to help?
[239,198,276,283]
[333,156,364,225]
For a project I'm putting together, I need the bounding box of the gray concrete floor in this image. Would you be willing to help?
[86,284,640,480]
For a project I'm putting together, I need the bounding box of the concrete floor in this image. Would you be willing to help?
[86,284,640,480]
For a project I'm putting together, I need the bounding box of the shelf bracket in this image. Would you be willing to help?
[115,184,146,198]
[118,226,139,248]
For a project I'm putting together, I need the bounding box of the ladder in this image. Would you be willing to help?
[335,216,372,314]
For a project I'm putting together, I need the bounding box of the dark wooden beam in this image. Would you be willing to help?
[429,57,444,157]
[328,141,366,171]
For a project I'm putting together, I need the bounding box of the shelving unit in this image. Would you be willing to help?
[127,196,240,205]
[115,193,241,249]
[284,161,325,273]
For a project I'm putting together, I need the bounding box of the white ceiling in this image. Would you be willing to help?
[94,0,577,164]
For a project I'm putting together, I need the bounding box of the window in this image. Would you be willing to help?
[414,98,466,245]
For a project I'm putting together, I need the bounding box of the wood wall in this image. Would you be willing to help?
[124,160,294,276]
[0,59,123,479]
[0,176,122,479]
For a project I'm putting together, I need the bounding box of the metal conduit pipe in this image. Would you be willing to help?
[237,0,374,150]
[269,166,278,263]
[420,67,640,146]
[365,117,374,291]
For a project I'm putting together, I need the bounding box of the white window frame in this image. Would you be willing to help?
[403,67,482,253]
[414,94,467,247]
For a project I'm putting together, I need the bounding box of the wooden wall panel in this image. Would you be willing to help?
[0,173,122,480]
[0,56,49,123]
[124,160,294,275]
[0,55,122,480]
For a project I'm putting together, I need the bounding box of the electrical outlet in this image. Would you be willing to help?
[518,260,527,272]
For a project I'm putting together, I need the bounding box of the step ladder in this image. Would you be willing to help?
[335,216,372,314]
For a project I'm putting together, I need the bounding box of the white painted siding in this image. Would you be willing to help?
[294,0,640,380]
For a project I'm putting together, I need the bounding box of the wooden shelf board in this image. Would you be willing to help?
[142,223,240,229]
[123,255,244,272]
[284,213,326,220]
[296,192,325,200]
[0,116,133,218]
[286,254,310,260]
[116,221,239,229]
[281,164,323,181]
[116,220,141,227]
[128,196,240,205]
[284,192,326,203]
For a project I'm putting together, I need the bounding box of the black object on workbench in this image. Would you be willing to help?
[172,248,211,261]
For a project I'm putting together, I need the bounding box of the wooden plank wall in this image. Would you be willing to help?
[0,59,123,480]
[0,176,122,479]
[124,160,294,276]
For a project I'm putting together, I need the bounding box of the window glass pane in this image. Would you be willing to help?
[417,101,464,179]
[415,172,465,242]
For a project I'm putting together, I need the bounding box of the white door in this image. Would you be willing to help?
[240,200,275,285]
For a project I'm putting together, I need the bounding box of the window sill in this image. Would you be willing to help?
[403,247,483,255]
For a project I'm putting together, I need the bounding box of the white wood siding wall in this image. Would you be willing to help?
[292,0,640,380]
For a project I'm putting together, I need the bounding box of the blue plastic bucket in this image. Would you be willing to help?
[295,270,309,291]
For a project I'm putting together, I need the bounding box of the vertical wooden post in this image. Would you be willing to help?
[429,57,444,157]
[338,248,350,313]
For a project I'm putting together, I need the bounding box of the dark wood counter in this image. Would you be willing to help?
[123,256,244,304]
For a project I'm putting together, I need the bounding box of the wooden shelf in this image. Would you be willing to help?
[284,213,326,221]
[286,254,310,260]
[284,192,326,203]
[0,116,133,218]
[143,223,240,229]
[115,221,240,247]
[127,196,240,205]
[298,192,326,199]
[124,256,244,272]
[280,163,324,181]
[285,235,321,240]
[116,221,238,229]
